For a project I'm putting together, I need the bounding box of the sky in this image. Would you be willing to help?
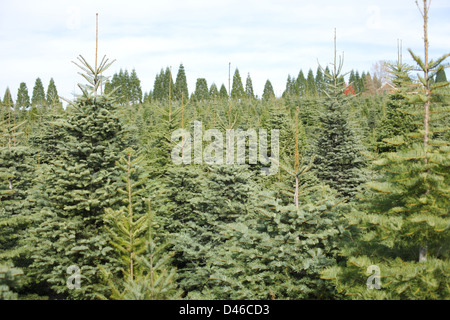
[1,0,449,104]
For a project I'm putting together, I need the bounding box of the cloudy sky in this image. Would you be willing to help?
[1,0,449,103]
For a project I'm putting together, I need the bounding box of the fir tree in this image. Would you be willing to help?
[123,69,131,104]
[101,148,180,300]
[231,68,245,100]
[163,67,174,102]
[262,80,275,101]
[31,78,46,107]
[306,69,317,96]
[315,67,324,95]
[171,164,259,297]
[28,55,127,299]
[2,88,14,109]
[209,83,219,100]
[16,83,30,110]
[435,68,447,84]
[219,84,228,99]
[323,2,450,299]
[376,62,415,153]
[129,69,142,104]
[245,73,255,99]
[283,75,296,97]
[295,70,307,96]
[0,97,33,299]
[314,32,367,198]
[174,64,189,102]
[194,78,209,101]
[46,78,59,106]
[152,69,164,101]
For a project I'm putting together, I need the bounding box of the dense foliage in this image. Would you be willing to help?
[0,1,448,300]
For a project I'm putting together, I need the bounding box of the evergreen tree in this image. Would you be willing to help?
[101,148,180,300]
[104,80,112,96]
[283,75,296,97]
[163,67,174,102]
[174,64,189,102]
[209,83,219,99]
[207,110,345,299]
[152,69,164,101]
[354,71,362,93]
[123,69,131,104]
[435,68,447,83]
[193,78,209,101]
[31,78,46,107]
[314,35,367,198]
[0,99,33,299]
[46,78,59,106]
[323,2,450,299]
[376,62,415,153]
[306,69,317,96]
[245,73,254,99]
[348,70,356,90]
[28,55,127,299]
[16,82,30,110]
[219,84,228,99]
[315,67,324,95]
[231,68,245,100]
[262,80,275,101]
[295,70,307,96]
[170,165,258,297]
[129,69,142,104]
[2,88,14,109]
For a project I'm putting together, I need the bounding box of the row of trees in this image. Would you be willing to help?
[1,78,60,110]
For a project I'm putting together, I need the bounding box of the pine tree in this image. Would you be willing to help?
[245,73,254,99]
[123,69,131,104]
[315,67,324,95]
[129,69,142,104]
[283,74,295,97]
[219,84,228,99]
[435,68,447,84]
[28,55,127,299]
[209,83,219,100]
[206,114,344,299]
[314,31,367,198]
[16,83,30,110]
[354,70,362,93]
[152,69,164,101]
[194,78,209,101]
[231,68,245,100]
[348,70,356,90]
[46,78,59,106]
[376,62,415,153]
[323,2,450,299]
[174,64,189,102]
[31,78,46,107]
[170,164,259,297]
[306,69,317,96]
[100,148,180,300]
[262,80,275,101]
[2,88,14,109]
[295,70,307,96]
[163,67,174,102]
[0,94,33,299]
